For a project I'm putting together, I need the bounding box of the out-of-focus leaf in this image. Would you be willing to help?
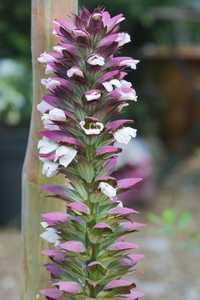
[162,209,176,225]
[178,211,192,229]
[148,213,161,225]
[77,162,95,183]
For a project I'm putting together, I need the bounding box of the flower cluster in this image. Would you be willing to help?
[37,8,144,300]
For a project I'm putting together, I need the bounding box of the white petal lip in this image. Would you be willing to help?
[121,80,132,88]
[117,201,124,207]
[42,161,59,177]
[59,155,75,168]
[40,108,66,131]
[55,146,77,167]
[80,121,104,135]
[52,29,58,36]
[102,81,114,92]
[103,79,132,92]
[42,115,60,130]
[117,33,131,47]
[38,52,56,63]
[120,59,140,70]
[41,221,48,229]
[103,79,137,101]
[67,66,84,78]
[37,101,54,113]
[41,78,61,89]
[38,139,77,173]
[40,227,60,245]
[110,79,122,88]
[119,88,137,101]
[55,145,73,160]
[99,182,117,198]
[38,137,58,155]
[118,103,129,112]
[92,13,102,20]
[87,54,105,66]
[114,127,137,144]
[53,45,66,54]
[49,108,66,122]
[45,64,54,75]
[85,90,101,101]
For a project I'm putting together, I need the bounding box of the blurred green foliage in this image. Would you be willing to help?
[148,208,200,250]
[0,1,31,60]
[148,208,192,231]
[80,0,180,21]
[0,0,198,62]
[0,59,31,126]
[0,1,31,126]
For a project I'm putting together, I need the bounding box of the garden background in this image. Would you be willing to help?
[0,0,200,299]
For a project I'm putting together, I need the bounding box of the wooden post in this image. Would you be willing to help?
[21,1,78,299]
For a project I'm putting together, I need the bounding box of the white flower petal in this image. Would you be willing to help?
[49,108,66,122]
[114,127,137,144]
[110,79,122,88]
[67,66,84,78]
[117,33,131,47]
[45,64,54,75]
[38,137,58,154]
[42,161,59,177]
[121,80,132,88]
[53,45,65,55]
[41,78,60,89]
[99,182,117,198]
[59,155,74,168]
[80,121,104,135]
[41,114,60,130]
[87,54,105,66]
[40,227,60,245]
[85,90,101,101]
[92,13,102,20]
[117,103,129,112]
[117,201,124,207]
[55,146,77,167]
[37,101,54,113]
[103,79,132,93]
[55,145,76,160]
[38,52,56,63]
[119,88,137,101]
[120,59,140,70]
[41,222,48,229]
[102,81,114,92]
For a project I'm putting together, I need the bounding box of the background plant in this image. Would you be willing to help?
[0,59,31,126]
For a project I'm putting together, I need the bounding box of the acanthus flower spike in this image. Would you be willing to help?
[37,7,144,300]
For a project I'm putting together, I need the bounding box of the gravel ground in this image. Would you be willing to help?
[0,229,20,300]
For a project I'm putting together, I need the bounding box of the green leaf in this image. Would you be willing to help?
[148,213,161,225]
[162,209,176,225]
[77,162,95,183]
[89,192,106,204]
[72,180,89,201]
[88,261,108,282]
[60,260,86,282]
[65,189,84,203]
[178,211,192,229]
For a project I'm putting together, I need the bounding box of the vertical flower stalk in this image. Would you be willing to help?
[37,8,144,300]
